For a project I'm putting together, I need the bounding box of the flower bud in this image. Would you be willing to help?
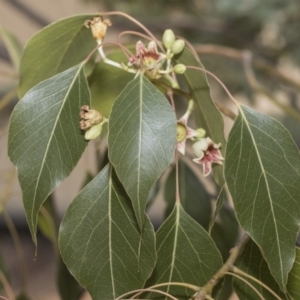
[85,123,103,140]
[171,39,185,54]
[196,128,206,139]
[162,29,175,49]
[174,64,186,74]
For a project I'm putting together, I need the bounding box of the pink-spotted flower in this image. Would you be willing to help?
[128,41,166,79]
[176,111,198,155]
[192,137,223,177]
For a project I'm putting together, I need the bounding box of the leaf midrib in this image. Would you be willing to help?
[239,106,284,286]
[31,64,83,237]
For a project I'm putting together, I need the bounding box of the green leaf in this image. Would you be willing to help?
[19,14,95,98]
[287,247,300,299]
[8,64,89,244]
[0,25,23,71]
[211,204,239,261]
[88,50,135,117]
[57,257,81,300]
[146,203,223,299]
[108,75,177,229]
[234,239,287,300]
[225,104,300,291]
[175,49,226,185]
[164,159,212,230]
[208,185,225,234]
[59,164,156,299]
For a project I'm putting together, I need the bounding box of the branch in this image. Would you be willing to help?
[194,233,250,299]
[194,44,300,91]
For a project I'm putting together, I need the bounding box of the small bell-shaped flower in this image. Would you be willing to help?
[176,100,198,155]
[128,41,166,78]
[192,137,224,176]
[84,17,111,42]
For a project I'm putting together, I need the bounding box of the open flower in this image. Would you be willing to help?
[128,41,166,78]
[176,111,198,155]
[192,137,223,176]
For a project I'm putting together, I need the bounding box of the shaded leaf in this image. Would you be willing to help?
[164,159,212,230]
[8,64,89,244]
[59,164,156,299]
[88,49,134,117]
[225,104,300,291]
[287,247,300,299]
[211,204,239,261]
[108,75,177,229]
[57,257,81,300]
[208,185,225,234]
[234,239,287,299]
[0,25,23,71]
[146,203,223,299]
[19,14,95,97]
[175,49,226,185]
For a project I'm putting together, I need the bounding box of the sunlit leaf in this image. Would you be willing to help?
[146,203,223,299]
[19,14,95,98]
[0,25,23,71]
[175,49,226,185]
[287,247,300,299]
[164,159,212,230]
[8,64,89,244]
[234,239,287,299]
[225,104,300,291]
[59,164,156,299]
[108,75,177,229]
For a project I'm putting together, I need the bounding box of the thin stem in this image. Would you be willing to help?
[224,272,266,300]
[147,282,199,292]
[0,270,15,300]
[2,211,28,293]
[100,11,165,52]
[118,30,153,45]
[232,267,282,300]
[196,233,250,298]
[115,288,178,300]
[186,66,239,106]
[214,101,237,120]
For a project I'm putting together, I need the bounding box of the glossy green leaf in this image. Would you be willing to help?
[164,159,212,230]
[234,239,287,300]
[225,104,300,291]
[146,203,223,299]
[287,247,300,299]
[0,25,23,71]
[175,49,226,185]
[59,164,156,299]
[108,75,177,229]
[19,14,95,98]
[8,64,89,244]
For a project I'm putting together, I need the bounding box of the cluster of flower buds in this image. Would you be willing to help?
[176,100,224,176]
[79,105,107,140]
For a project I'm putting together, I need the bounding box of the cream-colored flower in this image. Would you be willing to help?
[192,137,223,176]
